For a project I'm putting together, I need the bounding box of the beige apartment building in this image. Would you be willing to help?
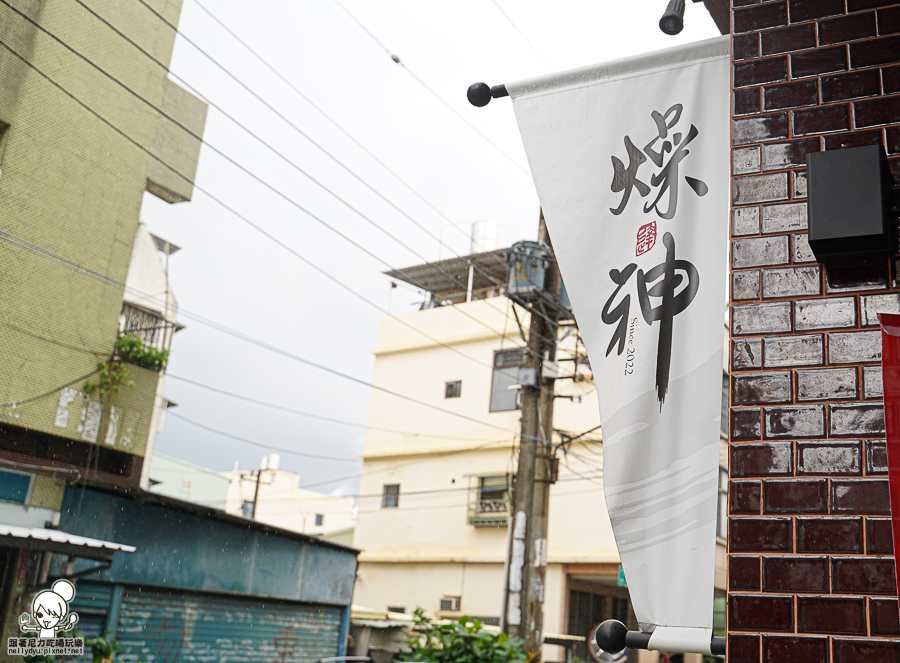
[352,248,728,662]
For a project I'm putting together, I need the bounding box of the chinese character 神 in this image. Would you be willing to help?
[600,232,699,408]
[609,104,708,219]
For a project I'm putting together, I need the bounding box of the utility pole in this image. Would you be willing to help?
[504,212,560,660]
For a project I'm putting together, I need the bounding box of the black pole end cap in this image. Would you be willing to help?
[659,0,685,34]
[594,620,627,654]
[467,82,492,107]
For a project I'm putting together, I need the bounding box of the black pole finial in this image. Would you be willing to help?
[467,82,492,107]
[468,83,510,107]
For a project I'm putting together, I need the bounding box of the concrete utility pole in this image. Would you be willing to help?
[505,213,560,660]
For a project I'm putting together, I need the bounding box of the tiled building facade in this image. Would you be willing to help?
[728,0,900,660]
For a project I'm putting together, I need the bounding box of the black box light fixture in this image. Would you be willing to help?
[806,144,893,264]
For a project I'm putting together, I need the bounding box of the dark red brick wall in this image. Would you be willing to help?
[728,1,900,660]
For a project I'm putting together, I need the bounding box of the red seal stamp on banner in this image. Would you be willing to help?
[636,221,657,256]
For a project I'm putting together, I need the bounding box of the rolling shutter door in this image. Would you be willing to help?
[116,587,342,663]
[68,581,113,640]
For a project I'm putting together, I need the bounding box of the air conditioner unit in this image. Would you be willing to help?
[440,596,461,612]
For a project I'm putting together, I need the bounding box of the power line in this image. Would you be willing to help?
[167,411,361,462]
[487,0,552,71]
[328,0,531,178]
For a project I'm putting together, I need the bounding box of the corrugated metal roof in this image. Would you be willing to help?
[384,249,508,295]
[0,524,135,560]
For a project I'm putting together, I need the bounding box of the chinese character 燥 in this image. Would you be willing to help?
[609,104,708,219]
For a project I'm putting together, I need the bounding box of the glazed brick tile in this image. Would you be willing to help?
[731,555,761,590]
[734,270,761,300]
[734,372,792,404]
[731,517,793,551]
[733,114,790,145]
[850,34,900,68]
[733,408,763,440]
[870,598,900,635]
[734,87,763,116]
[855,95,900,127]
[796,517,863,552]
[792,171,808,200]
[762,137,820,170]
[828,331,883,363]
[762,635,829,662]
[732,442,793,476]
[733,236,790,268]
[733,206,761,236]
[764,79,818,110]
[763,478,828,513]
[796,368,857,401]
[848,0,900,10]
[888,125,900,153]
[735,57,789,88]
[879,6,900,35]
[798,596,866,634]
[867,517,894,553]
[762,265,819,297]
[885,65,900,94]
[864,365,883,399]
[793,103,850,135]
[764,404,825,438]
[830,402,885,436]
[820,11,878,44]
[762,201,808,232]
[762,23,816,55]
[735,2,787,33]
[733,301,792,334]
[821,69,881,102]
[764,555,828,592]
[824,128,885,149]
[763,334,824,367]
[832,557,897,594]
[729,634,760,663]
[867,440,888,474]
[794,297,856,330]
[793,232,815,262]
[832,479,891,514]
[732,480,762,514]
[861,294,900,326]
[798,440,861,474]
[825,262,889,293]
[734,338,763,369]
[733,173,789,203]
[734,33,760,62]
[791,46,848,78]
[833,638,900,662]
[733,146,761,174]
[789,0,844,22]
[730,593,793,630]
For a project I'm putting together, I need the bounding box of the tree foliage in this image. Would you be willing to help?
[401,608,528,663]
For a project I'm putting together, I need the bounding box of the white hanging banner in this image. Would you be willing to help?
[508,37,730,655]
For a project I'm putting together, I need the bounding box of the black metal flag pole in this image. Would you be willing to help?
[467,82,508,107]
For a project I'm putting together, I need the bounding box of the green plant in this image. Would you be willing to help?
[84,332,168,397]
[84,631,122,663]
[401,608,528,663]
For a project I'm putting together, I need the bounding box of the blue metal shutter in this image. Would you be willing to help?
[67,581,113,639]
[115,587,343,663]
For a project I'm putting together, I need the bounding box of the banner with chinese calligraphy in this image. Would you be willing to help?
[507,37,729,655]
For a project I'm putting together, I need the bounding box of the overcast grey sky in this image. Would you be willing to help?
[141,0,720,496]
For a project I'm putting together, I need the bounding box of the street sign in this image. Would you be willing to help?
[617,565,626,587]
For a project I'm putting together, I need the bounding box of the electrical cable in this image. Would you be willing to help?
[0,369,100,409]
[487,0,553,71]
[327,0,531,178]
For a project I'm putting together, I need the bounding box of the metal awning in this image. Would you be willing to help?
[0,524,135,561]
[384,249,508,295]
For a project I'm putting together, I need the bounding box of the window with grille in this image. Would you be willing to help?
[382,484,400,508]
[445,380,462,398]
[387,606,406,614]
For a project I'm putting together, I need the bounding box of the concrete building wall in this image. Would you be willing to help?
[727,2,900,659]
